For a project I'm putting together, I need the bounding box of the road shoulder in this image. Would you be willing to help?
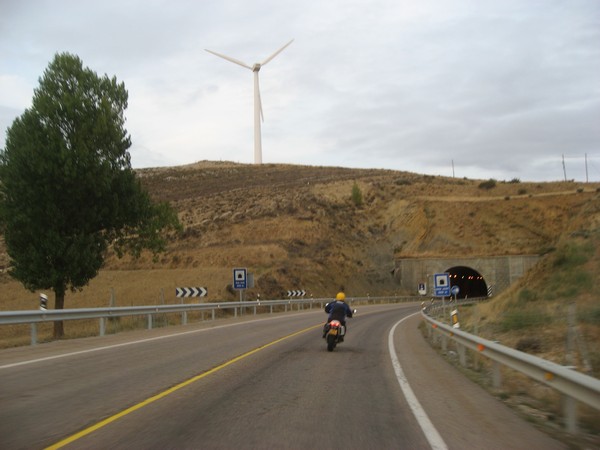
[394,313,567,450]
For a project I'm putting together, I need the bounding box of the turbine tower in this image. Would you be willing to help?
[205,39,294,164]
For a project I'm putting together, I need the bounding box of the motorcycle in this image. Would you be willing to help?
[324,309,356,352]
[324,319,345,352]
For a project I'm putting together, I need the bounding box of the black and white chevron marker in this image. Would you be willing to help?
[176,287,207,298]
[287,290,306,297]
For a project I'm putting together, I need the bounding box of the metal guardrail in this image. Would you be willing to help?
[421,307,600,434]
[0,295,413,345]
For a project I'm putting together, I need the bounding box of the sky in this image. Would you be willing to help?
[1,0,599,182]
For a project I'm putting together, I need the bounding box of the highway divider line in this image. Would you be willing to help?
[1,312,322,370]
[3,304,410,370]
[45,324,321,450]
[388,313,448,450]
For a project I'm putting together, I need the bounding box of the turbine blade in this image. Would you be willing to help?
[260,39,294,66]
[258,79,264,122]
[205,49,252,70]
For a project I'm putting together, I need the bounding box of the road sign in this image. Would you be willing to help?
[451,285,460,297]
[434,273,451,297]
[418,282,427,296]
[233,268,247,290]
[176,287,207,298]
[287,290,306,297]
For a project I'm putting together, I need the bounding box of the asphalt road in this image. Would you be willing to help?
[0,303,566,449]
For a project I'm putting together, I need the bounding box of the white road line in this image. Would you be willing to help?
[0,304,403,370]
[388,312,448,450]
[0,313,314,370]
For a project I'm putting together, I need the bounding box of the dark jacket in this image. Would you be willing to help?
[325,300,353,324]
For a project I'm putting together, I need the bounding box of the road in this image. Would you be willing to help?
[0,303,566,449]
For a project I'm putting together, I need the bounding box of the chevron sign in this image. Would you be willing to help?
[287,290,306,297]
[176,287,207,298]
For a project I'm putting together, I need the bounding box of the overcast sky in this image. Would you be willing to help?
[1,0,599,181]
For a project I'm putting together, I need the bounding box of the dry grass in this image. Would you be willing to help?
[1,162,599,350]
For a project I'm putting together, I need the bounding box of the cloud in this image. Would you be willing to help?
[1,0,599,181]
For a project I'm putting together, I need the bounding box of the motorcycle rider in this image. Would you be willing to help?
[323,292,353,339]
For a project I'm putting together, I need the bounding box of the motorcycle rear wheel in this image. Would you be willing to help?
[326,334,336,352]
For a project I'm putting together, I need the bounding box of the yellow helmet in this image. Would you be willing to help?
[336,292,346,301]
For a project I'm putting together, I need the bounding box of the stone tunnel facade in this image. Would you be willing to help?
[394,255,540,297]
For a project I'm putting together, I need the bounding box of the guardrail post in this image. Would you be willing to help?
[562,395,578,434]
[99,317,105,336]
[432,327,439,347]
[457,343,466,367]
[31,323,37,346]
[182,311,187,326]
[473,348,480,371]
[441,334,447,352]
[211,309,215,321]
[270,304,273,314]
[492,361,502,388]
[147,314,153,330]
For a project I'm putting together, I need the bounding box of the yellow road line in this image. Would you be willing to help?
[46,324,321,449]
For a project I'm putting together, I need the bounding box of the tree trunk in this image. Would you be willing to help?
[53,287,66,339]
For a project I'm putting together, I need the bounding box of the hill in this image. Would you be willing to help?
[1,161,598,308]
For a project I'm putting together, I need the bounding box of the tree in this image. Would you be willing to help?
[351,182,363,207]
[0,53,180,338]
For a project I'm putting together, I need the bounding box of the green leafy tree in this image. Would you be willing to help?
[351,182,363,207]
[0,53,180,338]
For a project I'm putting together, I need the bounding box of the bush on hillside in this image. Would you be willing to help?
[478,179,497,190]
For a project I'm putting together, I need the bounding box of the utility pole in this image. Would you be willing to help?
[452,160,455,178]
[562,154,567,181]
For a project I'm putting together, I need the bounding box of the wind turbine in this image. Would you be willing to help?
[205,39,294,164]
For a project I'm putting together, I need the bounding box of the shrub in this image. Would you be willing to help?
[579,306,600,325]
[351,182,363,207]
[516,337,542,353]
[478,179,497,190]
[500,311,550,332]
[553,243,592,268]
[518,288,538,303]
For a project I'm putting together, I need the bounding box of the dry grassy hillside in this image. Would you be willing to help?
[1,161,598,310]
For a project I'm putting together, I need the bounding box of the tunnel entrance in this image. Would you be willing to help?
[446,266,487,299]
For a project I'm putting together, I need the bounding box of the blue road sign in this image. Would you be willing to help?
[233,268,247,290]
[434,273,451,297]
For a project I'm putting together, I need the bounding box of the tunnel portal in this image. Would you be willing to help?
[394,255,539,298]
[446,266,487,299]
